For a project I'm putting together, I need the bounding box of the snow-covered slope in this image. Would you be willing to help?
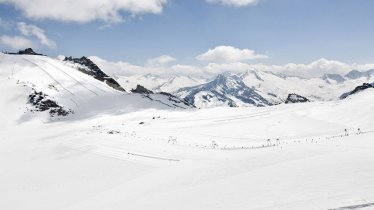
[0,53,193,123]
[340,82,374,99]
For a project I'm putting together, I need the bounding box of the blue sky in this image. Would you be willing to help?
[1,0,374,77]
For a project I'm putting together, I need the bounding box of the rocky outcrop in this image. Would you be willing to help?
[131,85,154,94]
[159,92,195,108]
[340,83,374,99]
[28,90,73,117]
[6,48,44,56]
[64,56,125,92]
[131,85,195,108]
[285,93,310,104]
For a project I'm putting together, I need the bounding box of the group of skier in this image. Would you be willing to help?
[344,128,363,136]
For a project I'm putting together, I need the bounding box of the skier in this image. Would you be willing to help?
[131,131,136,138]
[266,139,271,146]
[168,136,177,144]
[358,128,362,135]
[211,141,218,149]
[344,129,348,136]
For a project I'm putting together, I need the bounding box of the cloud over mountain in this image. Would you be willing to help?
[90,56,374,79]
[196,46,268,63]
[147,55,176,67]
[17,22,56,49]
[0,35,34,49]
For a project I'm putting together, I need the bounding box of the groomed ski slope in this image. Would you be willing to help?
[1,53,374,210]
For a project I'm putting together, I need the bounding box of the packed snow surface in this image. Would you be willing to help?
[1,53,374,210]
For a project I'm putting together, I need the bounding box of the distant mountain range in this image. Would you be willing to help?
[115,68,374,108]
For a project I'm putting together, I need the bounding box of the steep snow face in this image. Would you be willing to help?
[177,73,271,108]
[0,53,193,121]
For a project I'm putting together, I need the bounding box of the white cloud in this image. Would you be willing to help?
[146,55,176,66]
[0,35,34,49]
[89,56,374,79]
[196,46,268,63]
[0,0,167,23]
[90,56,203,77]
[16,22,56,49]
[202,59,374,78]
[206,0,258,7]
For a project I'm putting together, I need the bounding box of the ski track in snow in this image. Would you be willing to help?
[22,57,77,97]
[40,59,100,96]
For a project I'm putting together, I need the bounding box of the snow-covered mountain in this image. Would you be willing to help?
[174,69,374,108]
[177,73,272,108]
[345,69,374,79]
[115,74,207,93]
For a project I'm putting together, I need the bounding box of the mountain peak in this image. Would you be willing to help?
[345,69,374,79]
[321,73,346,84]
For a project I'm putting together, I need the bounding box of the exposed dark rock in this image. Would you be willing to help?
[340,83,374,99]
[64,56,125,92]
[131,85,194,108]
[28,90,73,117]
[131,85,154,94]
[5,48,44,56]
[107,130,121,134]
[285,93,310,104]
[159,92,195,107]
